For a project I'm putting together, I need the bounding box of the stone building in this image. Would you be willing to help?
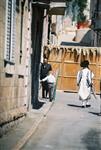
[90,0,101,46]
[0,0,32,134]
[0,0,66,135]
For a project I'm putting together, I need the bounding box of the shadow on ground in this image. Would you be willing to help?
[82,129,101,150]
[89,111,101,116]
[67,104,82,108]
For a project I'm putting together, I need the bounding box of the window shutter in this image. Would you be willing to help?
[5,0,16,62]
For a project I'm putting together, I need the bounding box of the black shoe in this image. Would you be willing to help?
[49,99,53,102]
[46,96,49,99]
[86,105,91,107]
[81,105,85,108]
[42,96,46,99]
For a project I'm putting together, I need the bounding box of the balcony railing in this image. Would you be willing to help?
[44,45,101,58]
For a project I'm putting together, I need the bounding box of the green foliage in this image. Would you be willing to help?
[66,0,87,23]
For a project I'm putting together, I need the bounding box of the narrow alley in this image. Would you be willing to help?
[0,0,101,149]
[1,91,101,150]
[21,92,101,150]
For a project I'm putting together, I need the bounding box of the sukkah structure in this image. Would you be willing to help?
[43,45,101,93]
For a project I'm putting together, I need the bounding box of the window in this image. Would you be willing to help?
[5,0,16,62]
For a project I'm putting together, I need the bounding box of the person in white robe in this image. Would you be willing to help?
[77,60,94,108]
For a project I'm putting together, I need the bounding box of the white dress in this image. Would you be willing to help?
[77,68,94,101]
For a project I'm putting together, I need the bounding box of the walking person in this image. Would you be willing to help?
[77,60,94,108]
[40,58,52,98]
[40,70,56,102]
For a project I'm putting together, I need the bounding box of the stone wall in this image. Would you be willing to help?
[0,0,31,132]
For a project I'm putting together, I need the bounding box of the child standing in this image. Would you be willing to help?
[40,71,56,102]
[77,60,94,108]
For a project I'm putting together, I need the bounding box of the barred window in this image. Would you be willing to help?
[5,0,16,62]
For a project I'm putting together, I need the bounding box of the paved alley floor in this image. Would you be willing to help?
[22,91,101,150]
[0,99,53,150]
[0,91,101,150]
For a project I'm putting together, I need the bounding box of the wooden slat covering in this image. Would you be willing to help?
[44,45,101,94]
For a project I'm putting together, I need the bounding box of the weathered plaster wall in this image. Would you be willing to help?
[0,0,31,132]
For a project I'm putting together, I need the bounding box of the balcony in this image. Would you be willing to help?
[32,0,66,15]
[49,2,66,15]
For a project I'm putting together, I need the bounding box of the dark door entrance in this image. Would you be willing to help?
[31,5,44,108]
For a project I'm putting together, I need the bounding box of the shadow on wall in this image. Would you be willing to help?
[61,29,95,47]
